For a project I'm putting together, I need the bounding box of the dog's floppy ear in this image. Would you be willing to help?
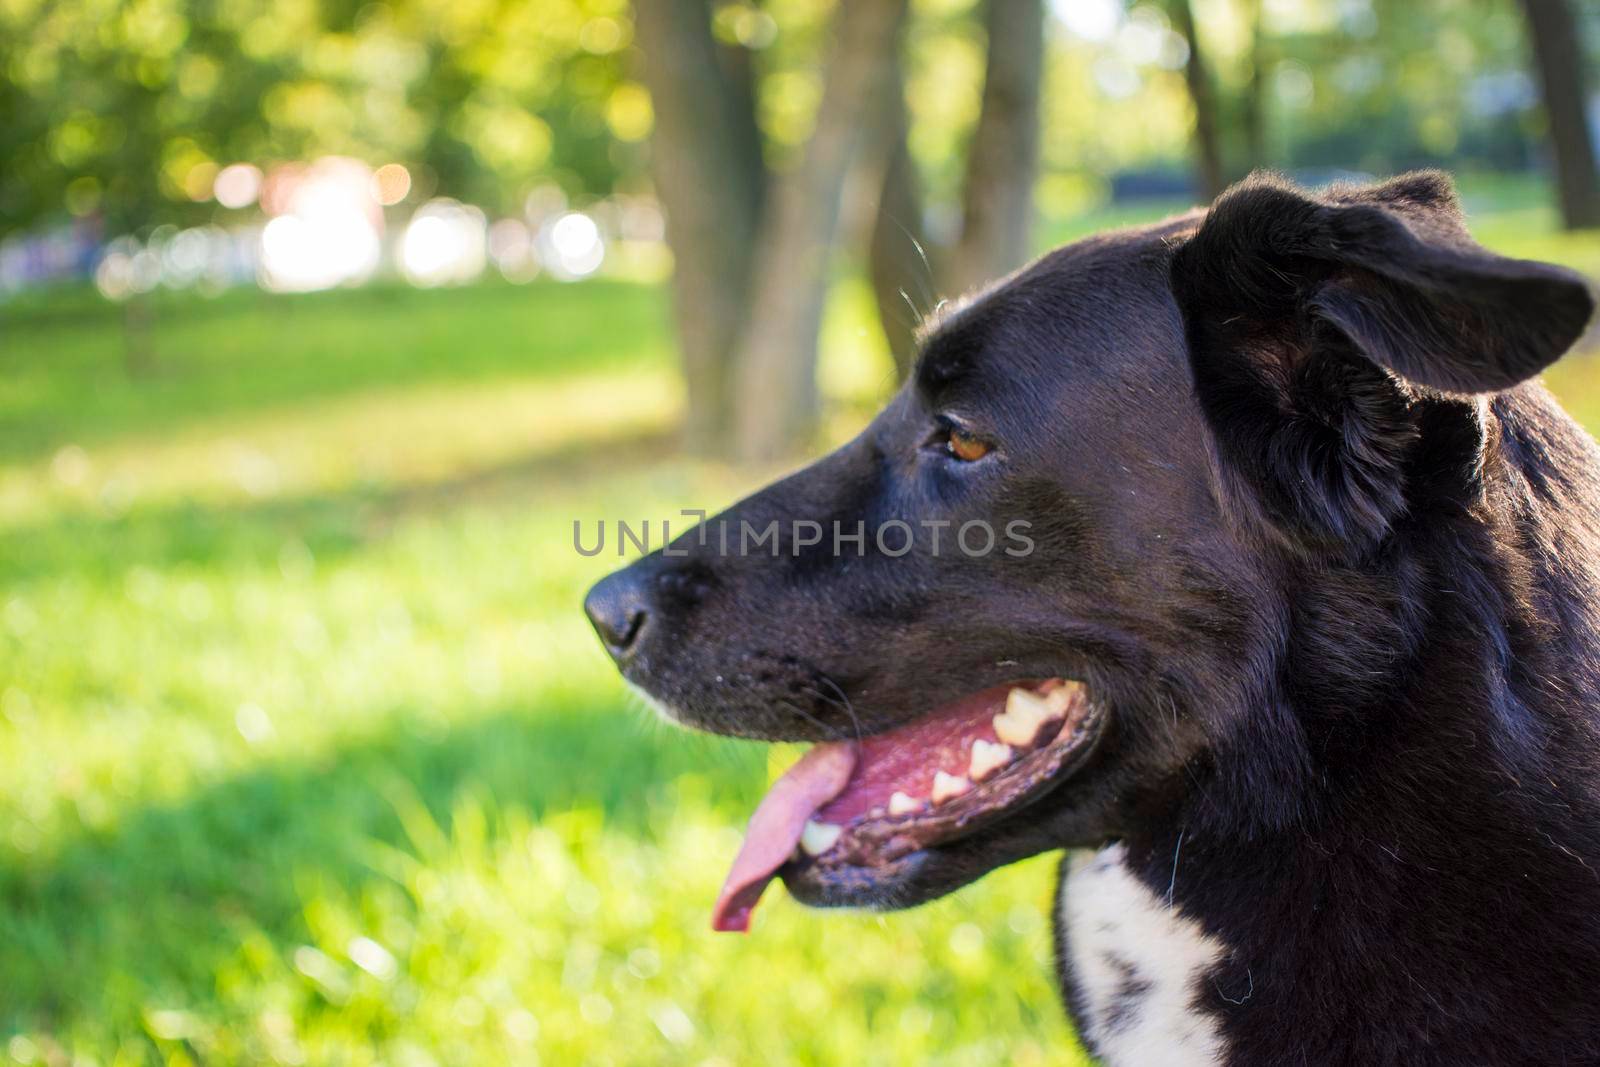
[1173,170,1593,393]
[1171,171,1594,548]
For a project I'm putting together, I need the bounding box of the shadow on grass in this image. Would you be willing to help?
[0,426,684,585]
[0,697,765,1038]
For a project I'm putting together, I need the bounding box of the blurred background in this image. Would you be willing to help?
[2,0,1599,1063]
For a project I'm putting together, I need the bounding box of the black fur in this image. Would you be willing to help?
[586,171,1600,1064]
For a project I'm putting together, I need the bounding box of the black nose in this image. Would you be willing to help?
[584,567,651,663]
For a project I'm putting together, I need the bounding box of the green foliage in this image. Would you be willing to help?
[1032,0,1577,194]
[6,0,1593,239]
[0,0,642,232]
[1266,0,1536,171]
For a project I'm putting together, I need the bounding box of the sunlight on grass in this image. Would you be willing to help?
[0,368,682,526]
[0,277,1083,1064]
[0,437,1089,1063]
[0,281,674,462]
[172,788,1083,1066]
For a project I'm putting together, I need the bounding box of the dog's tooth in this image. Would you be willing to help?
[992,712,1031,748]
[932,771,972,804]
[799,820,843,856]
[1039,683,1076,720]
[969,739,1014,781]
[888,791,922,816]
[995,687,1048,747]
[1008,686,1056,720]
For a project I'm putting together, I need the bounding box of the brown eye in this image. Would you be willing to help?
[946,427,991,462]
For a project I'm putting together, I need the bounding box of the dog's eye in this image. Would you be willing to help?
[945,427,991,462]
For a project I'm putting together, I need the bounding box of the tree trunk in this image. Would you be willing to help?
[867,47,934,382]
[1519,0,1600,230]
[1168,0,1226,203]
[635,0,767,453]
[732,0,909,462]
[1238,0,1267,179]
[947,0,1045,297]
[122,294,154,378]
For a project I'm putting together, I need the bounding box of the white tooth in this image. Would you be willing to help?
[969,739,1014,781]
[992,714,1031,748]
[1039,683,1077,719]
[799,820,843,856]
[932,771,972,804]
[995,685,1075,747]
[1009,686,1055,720]
[995,688,1046,746]
[888,791,922,816]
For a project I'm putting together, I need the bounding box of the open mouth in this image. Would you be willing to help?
[712,678,1101,932]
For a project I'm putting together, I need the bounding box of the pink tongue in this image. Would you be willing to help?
[711,741,858,933]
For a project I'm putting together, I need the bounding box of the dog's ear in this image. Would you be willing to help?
[1171,170,1594,548]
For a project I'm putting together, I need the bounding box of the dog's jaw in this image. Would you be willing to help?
[710,678,1108,929]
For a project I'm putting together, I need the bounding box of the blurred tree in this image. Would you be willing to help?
[866,46,931,382]
[637,0,906,460]
[732,0,910,461]
[947,0,1045,296]
[1518,0,1600,229]
[1166,0,1225,201]
[121,295,155,377]
[634,0,766,453]
[865,0,1045,380]
[1238,0,1267,178]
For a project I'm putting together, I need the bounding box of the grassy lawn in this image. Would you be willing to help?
[0,189,1595,1065]
[0,277,1080,1067]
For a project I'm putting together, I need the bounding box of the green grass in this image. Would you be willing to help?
[0,184,1595,1065]
[0,277,1084,1066]
[0,280,674,463]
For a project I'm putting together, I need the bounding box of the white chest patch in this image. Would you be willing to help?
[1060,843,1229,1067]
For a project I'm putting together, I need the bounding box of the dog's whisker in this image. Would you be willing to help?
[896,287,924,332]
[906,229,938,316]
[885,215,938,321]
[1166,827,1185,907]
[790,681,862,745]
[777,697,849,742]
[816,675,864,745]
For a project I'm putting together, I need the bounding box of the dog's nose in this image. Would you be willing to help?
[584,567,651,663]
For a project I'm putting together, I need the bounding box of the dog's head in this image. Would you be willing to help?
[585,172,1594,928]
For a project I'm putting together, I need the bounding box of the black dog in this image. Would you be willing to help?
[585,172,1600,1065]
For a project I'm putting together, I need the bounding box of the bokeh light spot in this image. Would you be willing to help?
[400,199,487,287]
[371,163,412,206]
[540,212,605,281]
[213,163,263,209]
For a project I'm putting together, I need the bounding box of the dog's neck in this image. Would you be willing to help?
[1080,677,1600,1064]
[1074,388,1600,1065]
